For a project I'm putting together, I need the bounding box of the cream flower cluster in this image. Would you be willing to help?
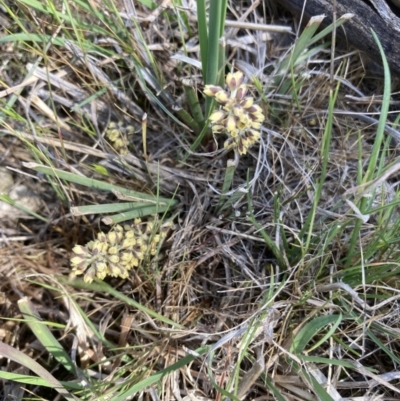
[70,219,171,283]
[204,71,265,155]
[106,121,135,155]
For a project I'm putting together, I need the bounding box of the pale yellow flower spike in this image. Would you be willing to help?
[203,71,265,156]
[70,220,172,282]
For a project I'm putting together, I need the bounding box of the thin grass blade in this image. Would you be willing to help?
[18,298,76,374]
[0,341,79,401]
[58,278,184,329]
[101,203,174,224]
[70,202,151,216]
[23,162,174,205]
[291,314,343,354]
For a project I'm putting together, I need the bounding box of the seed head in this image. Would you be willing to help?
[203,71,265,156]
[70,219,173,283]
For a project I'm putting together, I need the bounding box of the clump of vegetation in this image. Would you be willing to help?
[1,1,400,400]
[70,219,172,283]
[105,121,135,155]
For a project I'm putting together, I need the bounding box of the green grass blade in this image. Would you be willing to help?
[308,14,353,46]
[23,162,174,205]
[0,371,84,390]
[187,116,212,156]
[0,194,49,222]
[217,161,236,211]
[58,278,184,329]
[184,84,204,126]
[110,346,209,401]
[18,298,76,375]
[173,105,202,133]
[299,356,357,368]
[363,30,391,185]
[291,314,343,354]
[71,202,151,216]
[303,371,336,401]
[206,3,224,82]
[264,376,287,401]
[367,329,400,365]
[300,83,340,249]
[205,0,227,115]
[345,30,391,267]
[196,0,208,81]
[290,16,323,64]
[102,203,174,224]
[0,342,79,401]
[275,16,324,79]
[0,33,64,46]
[247,189,286,269]
[306,314,342,352]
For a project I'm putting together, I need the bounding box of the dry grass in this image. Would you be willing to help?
[1,0,400,400]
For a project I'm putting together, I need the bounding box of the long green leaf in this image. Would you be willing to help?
[264,376,287,401]
[0,194,49,222]
[196,0,208,81]
[205,0,227,115]
[23,162,174,205]
[102,203,174,224]
[299,356,357,368]
[345,30,391,267]
[0,341,79,401]
[18,298,76,375]
[71,202,151,216]
[217,161,236,211]
[303,370,336,401]
[0,371,84,390]
[291,314,343,354]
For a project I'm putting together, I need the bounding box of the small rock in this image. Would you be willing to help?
[0,167,14,194]
[0,184,42,220]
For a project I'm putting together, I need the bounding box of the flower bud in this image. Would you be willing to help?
[70,256,87,268]
[215,90,230,104]
[212,124,225,134]
[226,115,237,134]
[250,112,265,123]
[107,129,120,142]
[96,270,108,280]
[209,110,226,123]
[226,71,244,91]
[92,240,104,255]
[246,129,261,141]
[96,261,107,272]
[238,140,247,155]
[224,137,236,150]
[121,252,133,263]
[108,246,118,255]
[72,245,86,256]
[250,121,262,130]
[109,255,119,264]
[204,85,222,97]
[122,237,136,248]
[84,268,96,283]
[247,104,263,115]
[240,97,254,109]
[107,231,117,245]
[109,264,122,277]
[235,84,248,100]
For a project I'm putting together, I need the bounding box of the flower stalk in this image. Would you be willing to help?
[204,71,265,212]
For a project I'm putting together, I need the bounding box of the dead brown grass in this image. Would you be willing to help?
[1,0,400,399]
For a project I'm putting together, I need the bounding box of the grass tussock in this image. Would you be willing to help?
[1,0,400,400]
